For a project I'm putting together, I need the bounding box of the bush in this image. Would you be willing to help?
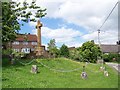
[102,54,110,62]
[102,53,120,62]
[2,48,13,55]
[2,57,11,66]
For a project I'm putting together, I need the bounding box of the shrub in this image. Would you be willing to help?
[2,48,13,55]
[102,53,120,62]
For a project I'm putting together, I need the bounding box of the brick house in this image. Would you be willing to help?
[12,34,37,53]
[100,44,120,54]
[11,34,45,54]
[68,45,120,54]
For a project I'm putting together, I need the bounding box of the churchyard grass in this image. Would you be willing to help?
[2,58,118,88]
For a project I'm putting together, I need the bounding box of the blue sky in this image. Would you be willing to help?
[16,0,118,48]
[19,17,86,48]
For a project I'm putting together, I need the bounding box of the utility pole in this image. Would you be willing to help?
[97,29,101,47]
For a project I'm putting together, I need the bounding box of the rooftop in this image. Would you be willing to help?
[16,34,37,42]
[100,44,120,53]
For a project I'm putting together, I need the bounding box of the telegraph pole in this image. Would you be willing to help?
[97,29,101,47]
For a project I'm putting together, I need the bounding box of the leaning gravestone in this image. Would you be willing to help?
[31,65,38,74]
[104,71,109,76]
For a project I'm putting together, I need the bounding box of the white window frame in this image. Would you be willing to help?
[21,48,30,53]
[12,41,19,45]
[31,42,37,45]
[23,41,28,45]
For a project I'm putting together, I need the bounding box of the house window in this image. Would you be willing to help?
[12,41,19,45]
[31,42,37,45]
[21,48,30,53]
[23,42,28,45]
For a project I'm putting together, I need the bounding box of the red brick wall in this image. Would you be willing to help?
[11,41,37,52]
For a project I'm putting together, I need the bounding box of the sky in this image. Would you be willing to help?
[13,0,118,48]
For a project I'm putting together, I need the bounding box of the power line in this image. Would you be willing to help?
[97,1,119,46]
[98,1,119,30]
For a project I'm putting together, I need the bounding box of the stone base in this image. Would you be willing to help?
[34,47,44,56]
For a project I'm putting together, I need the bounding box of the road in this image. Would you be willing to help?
[106,62,120,72]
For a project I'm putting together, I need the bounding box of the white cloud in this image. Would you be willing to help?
[82,29,118,44]
[14,0,118,45]
[32,26,82,45]
[36,0,118,44]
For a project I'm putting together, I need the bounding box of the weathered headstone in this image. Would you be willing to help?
[104,71,109,76]
[11,58,15,65]
[85,62,88,65]
[31,65,38,74]
[100,66,105,71]
[97,59,104,64]
[81,72,87,79]
[81,66,87,79]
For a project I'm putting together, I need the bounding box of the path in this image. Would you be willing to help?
[106,62,120,72]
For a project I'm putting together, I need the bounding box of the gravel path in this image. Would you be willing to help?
[106,62,120,72]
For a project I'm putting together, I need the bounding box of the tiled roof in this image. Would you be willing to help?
[16,34,37,42]
[68,47,75,50]
[100,44,120,53]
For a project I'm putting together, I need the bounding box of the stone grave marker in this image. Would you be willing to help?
[97,59,104,64]
[104,71,109,76]
[81,66,88,79]
[81,72,87,79]
[31,65,38,74]
[100,66,105,71]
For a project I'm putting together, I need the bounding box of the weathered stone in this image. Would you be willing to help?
[100,66,105,71]
[97,59,104,64]
[81,72,87,79]
[31,65,38,74]
[11,59,15,64]
[104,71,109,76]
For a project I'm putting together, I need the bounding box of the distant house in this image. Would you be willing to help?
[68,47,76,51]
[100,44,120,54]
[11,34,38,53]
[68,45,120,54]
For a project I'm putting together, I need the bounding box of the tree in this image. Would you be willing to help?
[2,1,46,44]
[47,39,59,57]
[80,40,102,63]
[69,48,83,61]
[60,44,69,58]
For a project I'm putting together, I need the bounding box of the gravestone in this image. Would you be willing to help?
[97,59,104,64]
[81,66,87,79]
[31,65,38,74]
[85,62,88,65]
[104,71,109,76]
[100,66,105,71]
[81,72,87,79]
[11,58,15,64]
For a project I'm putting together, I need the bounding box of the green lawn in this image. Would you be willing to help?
[2,58,118,88]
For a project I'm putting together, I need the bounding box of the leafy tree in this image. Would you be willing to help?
[47,39,59,57]
[80,40,102,63]
[60,44,69,58]
[2,0,47,44]
[69,48,83,61]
